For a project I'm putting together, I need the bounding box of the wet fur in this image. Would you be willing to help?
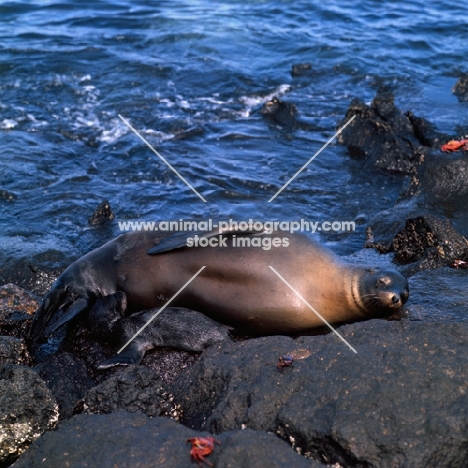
[87,292,231,369]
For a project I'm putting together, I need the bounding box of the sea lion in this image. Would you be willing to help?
[30,229,409,342]
[87,292,230,369]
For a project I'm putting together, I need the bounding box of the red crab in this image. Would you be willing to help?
[441,139,468,153]
[277,354,294,370]
[187,436,220,467]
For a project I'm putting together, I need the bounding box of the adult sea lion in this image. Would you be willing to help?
[30,229,409,344]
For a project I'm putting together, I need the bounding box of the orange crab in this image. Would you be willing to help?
[451,259,468,269]
[187,437,220,467]
[441,139,468,153]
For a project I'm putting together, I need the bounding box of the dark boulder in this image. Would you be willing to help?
[453,74,468,102]
[170,321,468,467]
[88,199,115,226]
[392,215,468,267]
[337,89,444,174]
[409,152,468,202]
[0,284,38,338]
[12,411,324,468]
[261,98,298,128]
[34,352,95,420]
[366,214,468,274]
[406,267,468,322]
[0,365,58,466]
[74,366,182,421]
[260,98,316,131]
[0,336,30,367]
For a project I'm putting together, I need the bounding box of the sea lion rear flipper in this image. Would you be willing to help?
[31,283,91,339]
[97,342,145,370]
[147,226,265,255]
[43,297,90,336]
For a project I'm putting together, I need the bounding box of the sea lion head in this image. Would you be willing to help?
[355,267,409,318]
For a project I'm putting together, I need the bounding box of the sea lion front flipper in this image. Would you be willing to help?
[147,226,265,255]
[30,275,93,340]
[97,342,145,370]
[147,230,207,254]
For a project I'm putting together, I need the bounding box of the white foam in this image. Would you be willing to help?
[1,119,17,129]
[238,84,291,117]
[100,118,128,143]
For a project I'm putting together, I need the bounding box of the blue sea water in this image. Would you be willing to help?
[0,0,467,276]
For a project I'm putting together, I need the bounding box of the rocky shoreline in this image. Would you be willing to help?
[2,88,468,467]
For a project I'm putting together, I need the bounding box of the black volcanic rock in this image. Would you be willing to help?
[0,365,58,466]
[13,412,324,468]
[337,89,445,174]
[453,74,468,102]
[88,199,115,226]
[170,321,468,467]
[74,366,182,421]
[366,213,468,274]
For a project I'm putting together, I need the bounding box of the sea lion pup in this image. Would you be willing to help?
[30,228,409,343]
[87,291,230,369]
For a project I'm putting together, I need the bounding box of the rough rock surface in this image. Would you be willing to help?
[0,284,38,338]
[261,97,298,127]
[407,268,468,321]
[34,352,95,420]
[170,320,468,468]
[392,215,468,266]
[410,152,468,202]
[12,411,325,468]
[261,97,316,131]
[337,89,442,174]
[87,199,115,226]
[0,337,31,367]
[0,365,58,467]
[366,214,468,274]
[74,366,182,420]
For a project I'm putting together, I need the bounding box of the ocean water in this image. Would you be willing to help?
[1,0,467,278]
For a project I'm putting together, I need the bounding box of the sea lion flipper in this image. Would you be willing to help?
[147,230,208,254]
[31,281,91,339]
[43,297,90,336]
[147,227,264,255]
[97,342,145,370]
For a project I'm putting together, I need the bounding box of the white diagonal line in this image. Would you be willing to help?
[117,266,206,354]
[118,114,207,202]
[269,266,357,354]
[268,115,356,202]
